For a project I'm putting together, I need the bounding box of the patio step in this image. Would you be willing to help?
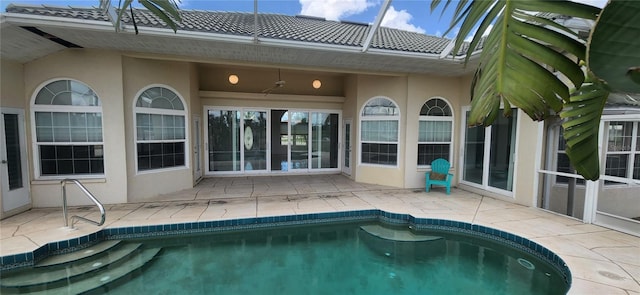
[0,240,161,294]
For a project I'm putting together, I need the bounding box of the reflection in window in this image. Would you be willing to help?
[418,98,453,166]
[243,111,267,171]
[32,79,104,176]
[360,97,399,166]
[605,121,640,182]
[311,113,339,169]
[135,86,186,171]
[208,110,240,172]
[555,128,585,185]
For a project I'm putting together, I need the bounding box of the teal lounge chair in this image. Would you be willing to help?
[425,158,453,195]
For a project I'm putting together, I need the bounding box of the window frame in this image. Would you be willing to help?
[603,120,640,186]
[358,96,401,167]
[133,85,189,174]
[30,78,105,179]
[417,97,454,167]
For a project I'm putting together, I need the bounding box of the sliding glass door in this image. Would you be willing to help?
[208,109,267,172]
[207,107,339,174]
[462,107,517,194]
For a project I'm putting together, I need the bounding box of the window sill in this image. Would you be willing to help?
[32,177,107,185]
[135,166,189,176]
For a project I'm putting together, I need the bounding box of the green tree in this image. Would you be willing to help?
[431,0,640,180]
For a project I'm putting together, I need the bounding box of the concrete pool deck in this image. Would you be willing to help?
[1,175,638,294]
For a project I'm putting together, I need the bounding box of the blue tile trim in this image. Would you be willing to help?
[0,209,572,288]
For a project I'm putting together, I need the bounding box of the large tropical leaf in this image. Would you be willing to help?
[560,81,608,181]
[588,0,640,93]
[112,0,181,34]
[431,0,600,126]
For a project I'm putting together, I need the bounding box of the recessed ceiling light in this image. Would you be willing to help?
[228,74,239,85]
[312,79,322,89]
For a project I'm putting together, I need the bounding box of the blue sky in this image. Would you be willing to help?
[1,0,607,38]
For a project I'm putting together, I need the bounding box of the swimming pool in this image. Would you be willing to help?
[0,210,570,294]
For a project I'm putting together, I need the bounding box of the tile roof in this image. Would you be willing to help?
[4,4,471,56]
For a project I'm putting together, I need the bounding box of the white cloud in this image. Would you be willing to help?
[299,0,378,21]
[381,6,425,34]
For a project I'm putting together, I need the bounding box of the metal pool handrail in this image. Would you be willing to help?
[61,179,106,229]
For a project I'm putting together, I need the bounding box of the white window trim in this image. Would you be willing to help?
[358,96,401,168]
[418,97,454,167]
[602,120,640,186]
[133,85,189,174]
[30,78,105,180]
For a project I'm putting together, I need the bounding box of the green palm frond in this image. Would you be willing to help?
[588,0,640,93]
[432,0,599,126]
[116,0,182,34]
[560,81,608,181]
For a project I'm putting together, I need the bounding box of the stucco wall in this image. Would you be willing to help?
[1,59,25,108]
[354,74,407,187]
[24,49,128,207]
[512,115,544,206]
[404,74,469,189]
[122,57,193,202]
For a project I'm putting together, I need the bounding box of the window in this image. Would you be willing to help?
[360,97,399,166]
[418,98,453,166]
[555,128,585,185]
[32,79,104,177]
[605,121,640,182]
[135,86,186,171]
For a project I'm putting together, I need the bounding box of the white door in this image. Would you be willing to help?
[0,108,31,214]
[342,119,352,175]
[192,116,202,182]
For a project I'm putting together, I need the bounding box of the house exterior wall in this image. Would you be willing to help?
[24,49,128,207]
[4,48,544,207]
[354,74,407,187]
[1,59,25,108]
[122,57,194,202]
[513,116,544,206]
[404,74,468,189]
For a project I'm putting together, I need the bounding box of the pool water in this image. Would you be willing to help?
[98,222,568,294]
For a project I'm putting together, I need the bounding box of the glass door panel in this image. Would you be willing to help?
[311,113,339,169]
[271,110,288,171]
[290,111,309,170]
[343,120,352,175]
[208,110,240,171]
[489,113,517,191]
[463,125,485,185]
[243,111,267,171]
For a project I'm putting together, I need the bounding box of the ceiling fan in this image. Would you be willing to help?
[262,69,285,95]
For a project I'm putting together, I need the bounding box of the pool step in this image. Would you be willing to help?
[36,239,122,268]
[0,241,161,294]
[360,224,443,242]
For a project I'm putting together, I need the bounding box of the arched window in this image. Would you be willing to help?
[134,86,187,171]
[360,97,400,166]
[418,98,453,166]
[32,79,104,177]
